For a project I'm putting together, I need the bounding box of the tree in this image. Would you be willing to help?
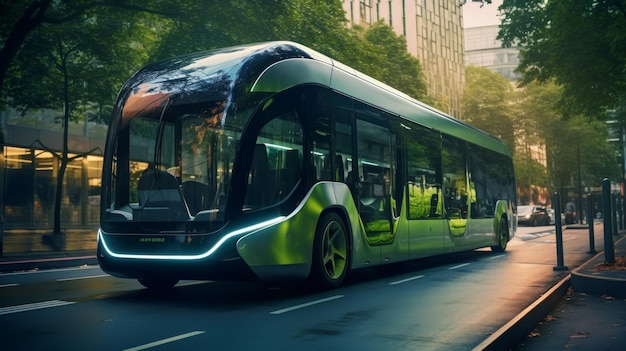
[0,0,183,107]
[462,66,515,149]
[149,2,428,101]
[516,81,620,199]
[360,21,427,100]
[4,6,152,240]
[498,0,626,117]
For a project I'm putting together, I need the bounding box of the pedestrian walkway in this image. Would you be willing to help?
[513,234,626,350]
[0,228,97,272]
[513,289,626,350]
[477,232,626,351]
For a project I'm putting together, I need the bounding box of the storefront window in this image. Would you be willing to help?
[5,147,34,225]
[3,146,103,228]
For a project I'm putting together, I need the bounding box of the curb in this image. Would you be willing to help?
[471,274,571,351]
[571,236,626,299]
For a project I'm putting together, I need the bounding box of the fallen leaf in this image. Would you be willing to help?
[569,332,588,339]
[544,315,559,322]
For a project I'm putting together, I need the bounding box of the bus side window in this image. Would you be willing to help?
[406,126,442,220]
[246,144,271,208]
[243,105,304,212]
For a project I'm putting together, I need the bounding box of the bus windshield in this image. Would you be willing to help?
[103,96,242,231]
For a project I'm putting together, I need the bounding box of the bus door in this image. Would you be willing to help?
[405,125,445,258]
[442,135,471,250]
[355,118,397,246]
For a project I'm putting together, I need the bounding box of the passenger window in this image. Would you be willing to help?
[355,117,395,241]
[442,135,468,236]
[244,111,303,211]
[406,126,443,219]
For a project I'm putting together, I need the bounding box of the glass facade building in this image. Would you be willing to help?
[342,0,465,119]
[464,25,521,82]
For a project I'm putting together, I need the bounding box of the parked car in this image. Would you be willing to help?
[518,205,551,226]
[546,208,556,224]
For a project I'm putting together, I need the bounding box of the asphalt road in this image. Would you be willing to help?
[0,224,601,351]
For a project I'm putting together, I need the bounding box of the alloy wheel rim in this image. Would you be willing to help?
[322,220,348,280]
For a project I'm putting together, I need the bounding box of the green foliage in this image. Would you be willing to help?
[361,21,427,100]
[498,0,626,117]
[2,1,428,117]
[462,66,515,149]
[4,3,152,124]
[463,66,620,191]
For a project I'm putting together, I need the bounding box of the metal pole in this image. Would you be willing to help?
[615,197,624,234]
[552,192,568,271]
[587,193,595,254]
[613,192,619,237]
[602,178,615,263]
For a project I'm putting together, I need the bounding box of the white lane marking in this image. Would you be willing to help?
[57,274,110,282]
[56,274,109,282]
[0,300,76,316]
[175,281,211,287]
[122,331,205,351]
[0,283,18,288]
[0,265,101,277]
[489,254,506,260]
[270,295,344,315]
[449,263,471,270]
[389,275,425,285]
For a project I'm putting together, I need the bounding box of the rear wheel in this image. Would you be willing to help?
[138,277,179,290]
[491,217,509,252]
[309,212,349,289]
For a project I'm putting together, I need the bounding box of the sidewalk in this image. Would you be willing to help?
[476,231,626,351]
[0,228,98,272]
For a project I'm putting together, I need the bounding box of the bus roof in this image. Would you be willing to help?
[125,41,511,156]
[251,42,510,156]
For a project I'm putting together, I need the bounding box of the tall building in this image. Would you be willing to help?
[342,0,465,118]
[464,25,521,82]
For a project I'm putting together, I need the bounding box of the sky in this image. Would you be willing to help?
[462,0,503,28]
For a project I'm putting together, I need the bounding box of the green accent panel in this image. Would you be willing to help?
[448,218,467,236]
[494,199,515,241]
[236,182,337,281]
[251,58,332,93]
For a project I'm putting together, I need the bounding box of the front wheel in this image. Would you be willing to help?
[309,212,350,290]
[491,217,509,252]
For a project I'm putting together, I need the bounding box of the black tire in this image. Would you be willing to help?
[491,217,509,252]
[138,277,179,290]
[309,212,350,289]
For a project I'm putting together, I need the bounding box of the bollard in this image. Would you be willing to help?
[611,193,619,235]
[615,197,624,234]
[602,178,615,263]
[552,192,568,271]
[587,194,596,254]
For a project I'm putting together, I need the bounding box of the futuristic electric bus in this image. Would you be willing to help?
[97,41,517,290]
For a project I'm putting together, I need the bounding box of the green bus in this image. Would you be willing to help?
[97,41,517,290]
